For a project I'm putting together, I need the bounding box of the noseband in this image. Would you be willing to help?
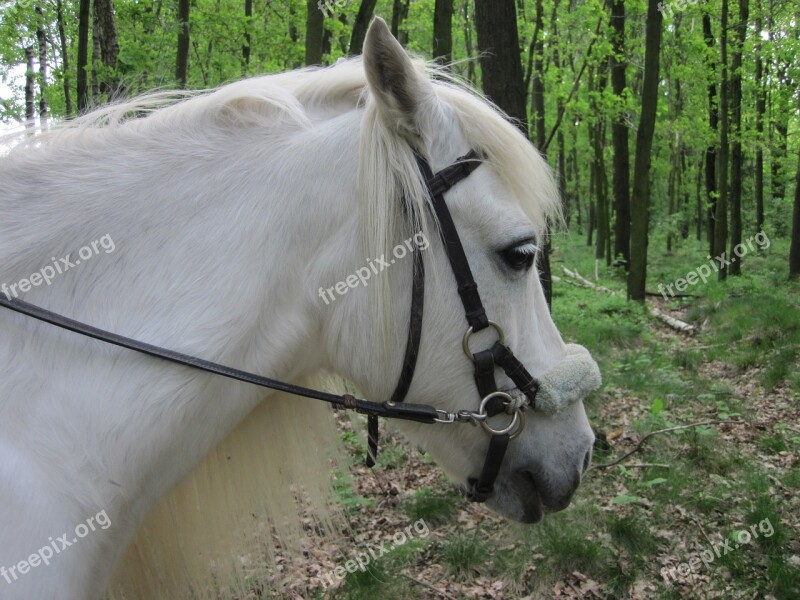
[0,150,541,503]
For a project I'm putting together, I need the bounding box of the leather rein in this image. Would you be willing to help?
[0,150,541,503]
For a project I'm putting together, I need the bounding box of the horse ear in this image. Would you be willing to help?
[363,17,434,137]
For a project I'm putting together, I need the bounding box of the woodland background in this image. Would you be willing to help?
[1,0,799,598]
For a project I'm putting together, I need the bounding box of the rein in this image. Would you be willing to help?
[0,150,541,503]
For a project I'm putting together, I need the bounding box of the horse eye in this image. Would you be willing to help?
[501,242,537,271]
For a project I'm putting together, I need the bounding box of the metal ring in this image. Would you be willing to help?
[462,320,505,359]
[478,392,525,438]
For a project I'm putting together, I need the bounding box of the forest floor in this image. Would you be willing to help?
[250,232,799,600]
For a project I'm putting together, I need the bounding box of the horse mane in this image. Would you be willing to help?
[2,57,560,598]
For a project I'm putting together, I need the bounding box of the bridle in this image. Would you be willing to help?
[0,150,541,503]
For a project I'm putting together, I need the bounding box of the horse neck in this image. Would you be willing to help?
[0,107,365,545]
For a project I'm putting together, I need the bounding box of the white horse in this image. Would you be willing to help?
[0,18,600,600]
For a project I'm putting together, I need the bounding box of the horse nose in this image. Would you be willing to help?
[512,468,581,513]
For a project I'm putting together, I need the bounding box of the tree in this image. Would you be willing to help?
[93,0,120,99]
[609,0,630,268]
[433,0,453,64]
[791,143,800,278]
[306,0,324,65]
[713,0,729,279]
[391,0,410,44]
[244,0,254,73]
[627,0,663,301]
[56,0,72,117]
[77,0,91,112]
[754,1,766,234]
[176,0,190,88]
[702,9,718,256]
[729,0,749,274]
[474,0,528,128]
[349,0,378,55]
[25,46,35,130]
[35,6,48,130]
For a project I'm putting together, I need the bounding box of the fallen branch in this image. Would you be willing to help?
[649,306,696,334]
[590,419,743,470]
[400,573,457,600]
[560,266,697,334]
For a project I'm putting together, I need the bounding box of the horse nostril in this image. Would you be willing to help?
[581,448,592,474]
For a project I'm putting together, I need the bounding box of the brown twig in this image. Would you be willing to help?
[590,420,743,470]
[400,573,457,600]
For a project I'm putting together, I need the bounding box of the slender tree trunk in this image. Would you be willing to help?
[695,157,704,240]
[243,0,253,73]
[25,46,36,130]
[391,0,410,44]
[349,0,378,55]
[433,0,453,64]
[754,5,765,234]
[176,0,190,88]
[306,0,324,65]
[463,1,476,84]
[713,0,730,279]
[627,0,663,301]
[531,0,546,149]
[76,0,91,113]
[592,67,610,266]
[57,0,73,118]
[729,0,748,274]
[610,0,630,268]
[790,142,800,278]
[703,10,718,256]
[35,7,48,130]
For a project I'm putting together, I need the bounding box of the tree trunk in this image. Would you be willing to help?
[474,0,528,130]
[713,0,729,279]
[77,0,91,113]
[754,4,765,234]
[306,0,324,65]
[176,0,190,88]
[729,0,748,274]
[433,0,453,64]
[391,0,410,44]
[702,10,718,256]
[790,142,800,278]
[531,0,546,148]
[627,0,662,301]
[35,7,48,130]
[610,0,630,268]
[463,1,476,84]
[57,0,73,118]
[93,0,120,98]
[349,0,378,55]
[25,46,36,130]
[243,0,253,73]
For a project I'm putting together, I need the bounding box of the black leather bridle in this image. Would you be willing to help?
[0,150,541,503]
